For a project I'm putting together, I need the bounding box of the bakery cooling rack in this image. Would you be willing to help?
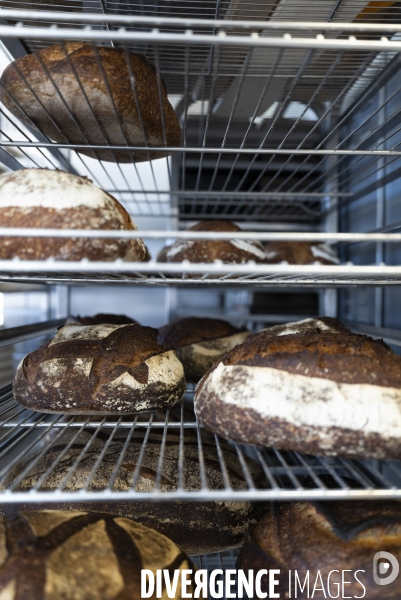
[0,381,400,503]
[0,5,400,231]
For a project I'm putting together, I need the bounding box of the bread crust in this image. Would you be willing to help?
[3,429,264,555]
[236,500,401,599]
[264,241,339,265]
[0,510,196,599]
[194,320,401,459]
[14,323,186,414]
[0,169,146,261]
[159,317,250,382]
[0,42,181,162]
[157,220,267,265]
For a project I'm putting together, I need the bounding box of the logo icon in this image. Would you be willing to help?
[373,552,399,586]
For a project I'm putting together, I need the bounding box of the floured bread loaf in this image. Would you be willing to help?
[69,313,138,326]
[157,220,266,265]
[0,510,195,600]
[0,169,147,261]
[264,241,339,265]
[236,498,401,599]
[158,317,250,382]
[195,318,401,459]
[3,428,264,555]
[14,323,186,414]
[0,42,181,162]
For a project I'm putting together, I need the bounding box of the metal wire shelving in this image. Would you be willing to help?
[1,381,401,503]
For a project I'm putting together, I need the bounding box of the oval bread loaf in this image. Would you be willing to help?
[14,323,186,414]
[0,169,147,261]
[0,510,195,600]
[195,317,401,460]
[158,317,250,382]
[3,428,264,555]
[0,42,181,162]
[236,497,401,599]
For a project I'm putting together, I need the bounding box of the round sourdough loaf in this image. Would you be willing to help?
[194,319,401,459]
[14,323,186,414]
[236,498,401,599]
[157,220,267,265]
[264,241,339,265]
[69,313,138,325]
[158,317,250,382]
[0,169,147,261]
[0,510,195,600]
[3,428,264,555]
[0,42,181,162]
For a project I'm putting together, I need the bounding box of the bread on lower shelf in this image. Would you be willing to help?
[0,42,181,163]
[14,322,186,414]
[2,428,264,555]
[264,240,339,265]
[158,316,250,382]
[0,510,195,600]
[0,169,147,262]
[236,493,401,599]
[194,317,401,460]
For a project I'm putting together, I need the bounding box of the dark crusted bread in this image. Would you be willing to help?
[0,42,181,163]
[236,499,401,599]
[69,314,138,326]
[264,241,339,265]
[0,169,147,261]
[0,510,195,599]
[3,428,264,555]
[14,323,186,414]
[157,220,266,264]
[158,317,250,382]
[195,318,401,459]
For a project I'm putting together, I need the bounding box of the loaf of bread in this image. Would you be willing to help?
[69,313,138,326]
[3,428,264,555]
[0,42,181,162]
[195,317,401,459]
[158,317,250,382]
[0,169,147,261]
[14,323,186,414]
[157,220,266,265]
[236,498,401,599]
[0,510,195,600]
[264,241,339,264]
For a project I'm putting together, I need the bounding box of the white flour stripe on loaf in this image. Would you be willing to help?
[199,362,401,438]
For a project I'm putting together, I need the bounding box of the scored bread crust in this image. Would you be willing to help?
[194,319,401,459]
[14,323,186,414]
[0,510,195,600]
[159,317,250,382]
[157,220,267,265]
[0,169,147,261]
[236,500,401,599]
[0,42,181,163]
[2,429,264,555]
[264,241,339,265]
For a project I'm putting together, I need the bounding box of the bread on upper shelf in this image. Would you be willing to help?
[157,220,267,265]
[14,322,186,414]
[237,489,401,599]
[0,168,147,262]
[68,313,138,326]
[0,510,195,600]
[158,316,250,382]
[3,428,264,555]
[264,241,339,265]
[195,317,401,460]
[0,42,181,163]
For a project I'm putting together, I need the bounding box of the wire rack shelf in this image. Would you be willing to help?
[0,8,400,224]
[0,382,400,503]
